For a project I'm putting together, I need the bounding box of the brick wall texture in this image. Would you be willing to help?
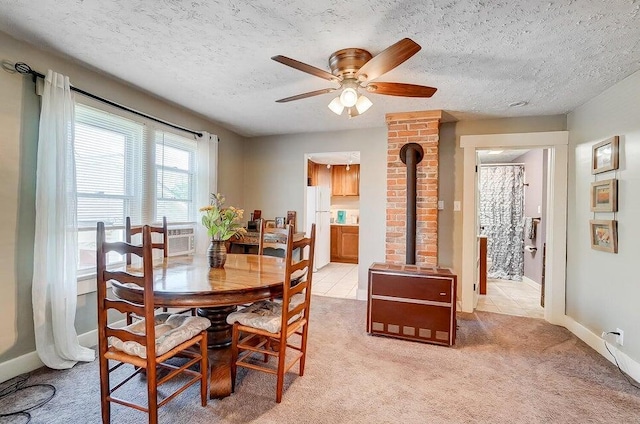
[385,111,441,266]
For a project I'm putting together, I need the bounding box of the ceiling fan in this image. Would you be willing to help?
[271,38,437,117]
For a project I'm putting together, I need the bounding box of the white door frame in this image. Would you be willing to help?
[460,131,568,325]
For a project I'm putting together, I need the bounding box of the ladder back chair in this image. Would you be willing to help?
[228,224,316,403]
[125,216,168,265]
[125,217,192,321]
[97,222,210,424]
[259,220,289,258]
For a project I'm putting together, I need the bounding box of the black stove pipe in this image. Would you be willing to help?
[400,143,424,265]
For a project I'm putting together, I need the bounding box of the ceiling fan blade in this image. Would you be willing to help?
[272,55,340,82]
[355,38,421,81]
[275,88,337,103]
[366,82,437,97]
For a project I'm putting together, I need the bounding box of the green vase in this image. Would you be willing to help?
[207,240,227,268]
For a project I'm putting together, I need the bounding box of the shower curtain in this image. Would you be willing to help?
[479,165,525,281]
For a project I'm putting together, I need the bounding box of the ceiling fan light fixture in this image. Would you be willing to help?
[339,87,358,107]
[328,97,344,115]
[355,95,373,114]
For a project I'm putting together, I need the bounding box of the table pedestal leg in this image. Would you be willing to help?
[197,306,237,348]
[197,305,237,398]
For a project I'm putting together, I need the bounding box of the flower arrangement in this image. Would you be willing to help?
[199,193,247,241]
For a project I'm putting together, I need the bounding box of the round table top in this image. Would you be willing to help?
[111,254,286,308]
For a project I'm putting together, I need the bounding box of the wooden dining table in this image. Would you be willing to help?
[111,253,287,398]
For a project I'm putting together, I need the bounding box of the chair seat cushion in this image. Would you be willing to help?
[109,313,211,359]
[226,294,305,333]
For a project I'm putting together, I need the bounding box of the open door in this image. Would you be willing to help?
[472,152,483,309]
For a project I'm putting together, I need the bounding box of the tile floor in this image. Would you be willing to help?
[476,278,545,319]
[311,262,359,299]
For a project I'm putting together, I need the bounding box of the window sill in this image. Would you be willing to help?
[77,274,97,296]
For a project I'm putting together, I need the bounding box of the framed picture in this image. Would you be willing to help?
[590,179,618,212]
[592,136,619,174]
[275,217,286,228]
[589,220,618,253]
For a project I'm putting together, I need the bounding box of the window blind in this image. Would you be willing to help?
[155,131,197,223]
[75,104,145,229]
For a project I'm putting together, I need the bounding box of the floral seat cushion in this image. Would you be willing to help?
[226,293,306,334]
[109,313,211,359]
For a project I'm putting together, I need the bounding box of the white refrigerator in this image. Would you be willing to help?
[306,186,331,269]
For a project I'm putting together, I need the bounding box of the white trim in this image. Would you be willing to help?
[0,350,43,383]
[77,276,97,296]
[356,288,368,301]
[522,276,540,286]
[564,316,640,384]
[77,329,98,349]
[0,326,101,383]
[459,131,568,325]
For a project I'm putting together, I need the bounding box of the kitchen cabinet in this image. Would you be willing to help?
[330,225,339,259]
[330,225,359,263]
[331,164,359,196]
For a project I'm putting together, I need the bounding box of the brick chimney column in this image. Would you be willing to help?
[385,110,442,266]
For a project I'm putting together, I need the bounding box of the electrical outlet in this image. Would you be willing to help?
[616,328,624,346]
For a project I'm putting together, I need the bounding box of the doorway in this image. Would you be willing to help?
[476,149,546,319]
[459,131,568,325]
[304,151,360,300]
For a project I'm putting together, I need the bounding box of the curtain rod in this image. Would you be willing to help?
[13,62,203,138]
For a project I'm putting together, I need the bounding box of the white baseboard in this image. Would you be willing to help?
[522,276,540,286]
[78,328,98,349]
[356,288,368,301]
[0,350,44,384]
[0,326,107,384]
[563,316,640,384]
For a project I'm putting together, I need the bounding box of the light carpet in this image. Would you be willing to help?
[13,296,640,423]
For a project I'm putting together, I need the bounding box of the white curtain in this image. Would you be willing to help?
[32,70,95,368]
[196,131,218,252]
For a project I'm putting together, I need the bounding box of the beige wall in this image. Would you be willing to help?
[243,128,388,295]
[0,31,247,364]
[567,69,640,363]
[244,116,567,298]
[438,115,567,286]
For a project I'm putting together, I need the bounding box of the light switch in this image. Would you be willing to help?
[537,205,542,214]
[454,201,461,211]
[438,200,444,210]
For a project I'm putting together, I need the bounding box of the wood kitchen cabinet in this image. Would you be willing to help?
[330,225,359,263]
[331,164,359,196]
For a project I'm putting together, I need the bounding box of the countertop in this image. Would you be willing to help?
[331,223,359,226]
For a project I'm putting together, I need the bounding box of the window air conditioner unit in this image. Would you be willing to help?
[167,226,195,256]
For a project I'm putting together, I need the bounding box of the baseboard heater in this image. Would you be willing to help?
[367,262,457,346]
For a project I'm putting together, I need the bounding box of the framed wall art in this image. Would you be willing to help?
[589,219,618,253]
[591,136,619,174]
[590,179,618,212]
[275,216,286,228]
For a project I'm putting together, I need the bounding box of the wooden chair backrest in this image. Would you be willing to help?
[97,222,157,358]
[260,221,290,258]
[280,224,316,330]
[125,216,168,264]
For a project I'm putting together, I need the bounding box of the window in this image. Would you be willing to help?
[155,131,197,223]
[74,104,199,276]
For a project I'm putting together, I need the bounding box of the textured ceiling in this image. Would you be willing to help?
[1,1,639,137]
